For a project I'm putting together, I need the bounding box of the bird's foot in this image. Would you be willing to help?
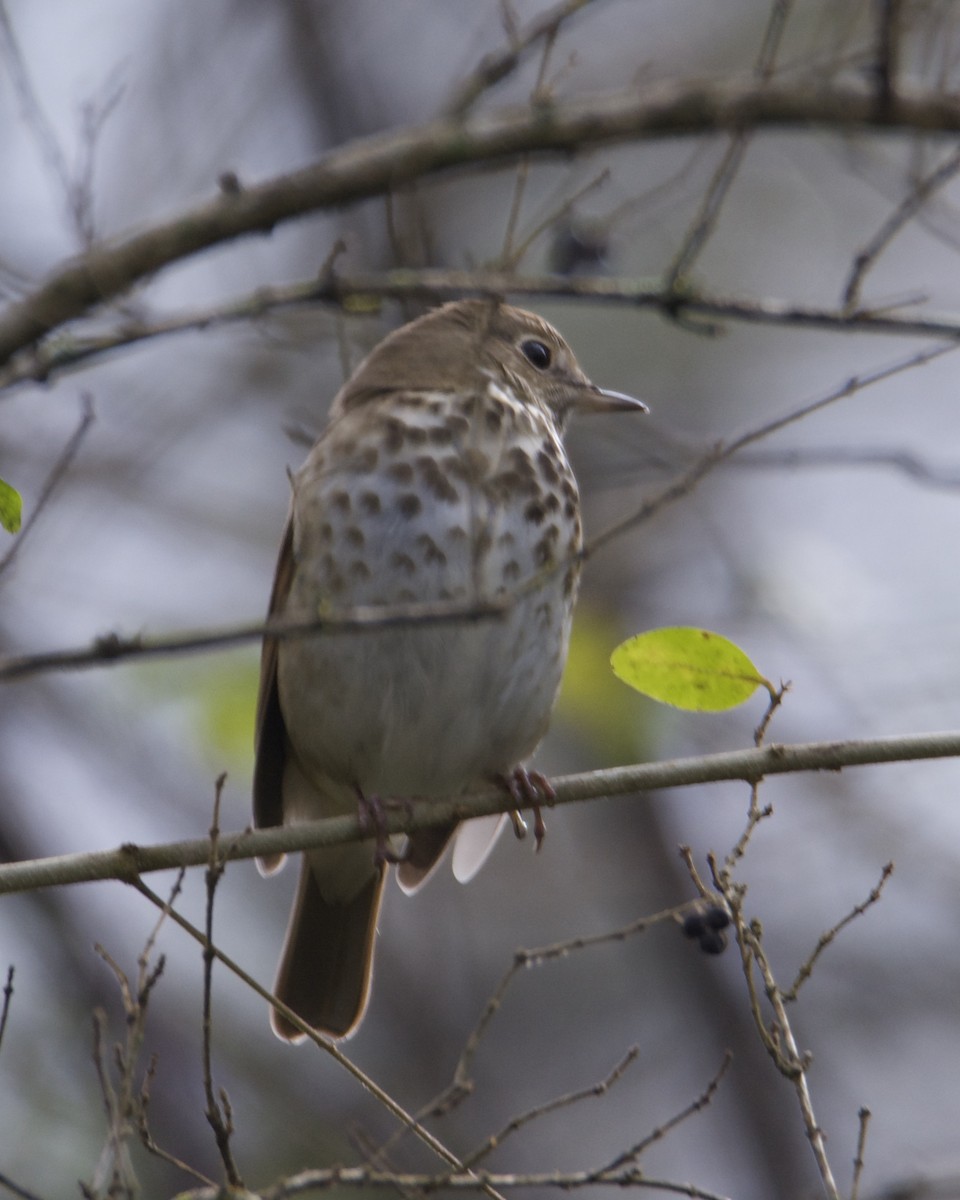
[495,767,556,852]
[356,789,407,867]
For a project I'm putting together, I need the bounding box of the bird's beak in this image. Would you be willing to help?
[578,385,649,414]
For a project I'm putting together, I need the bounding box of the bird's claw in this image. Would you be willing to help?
[356,789,405,867]
[497,767,555,852]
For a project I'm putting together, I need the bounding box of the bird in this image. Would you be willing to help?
[253,298,646,1040]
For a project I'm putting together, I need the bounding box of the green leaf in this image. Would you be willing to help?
[0,478,22,534]
[610,626,769,712]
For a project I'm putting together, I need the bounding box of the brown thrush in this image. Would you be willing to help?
[253,299,646,1040]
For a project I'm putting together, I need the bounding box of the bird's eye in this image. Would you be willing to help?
[520,339,552,370]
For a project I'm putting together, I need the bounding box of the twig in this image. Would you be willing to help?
[128,878,509,1200]
[0,1172,45,1200]
[0,393,95,580]
[784,862,894,1001]
[375,905,684,1160]
[462,1046,641,1168]
[0,965,13,1054]
[599,1051,732,1169]
[0,3,73,231]
[445,0,596,117]
[664,133,751,288]
[756,0,796,82]
[721,781,773,874]
[175,1167,734,1198]
[585,340,957,559]
[87,931,169,1200]
[874,0,903,106]
[851,1106,872,1200]
[2,730,960,895]
[200,774,243,1189]
[138,1054,214,1187]
[0,596,508,683]
[734,443,960,490]
[754,680,789,745]
[709,857,840,1200]
[497,11,562,270]
[507,168,610,268]
[843,143,960,309]
[0,2,122,248]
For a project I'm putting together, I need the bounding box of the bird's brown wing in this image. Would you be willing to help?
[253,515,295,873]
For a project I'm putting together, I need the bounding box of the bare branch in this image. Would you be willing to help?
[710,861,841,1200]
[463,1047,641,1168]
[200,775,243,1190]
[2,342,950,690]
[843,143,960,309]
[599,1051,732,1170]
[86,934,169,1200]
[7,267,960,393]
[1,730,960,896]
[445,0,597,116]
[586,341,957,559]
[784,862,895,1001]
[5,82,960,366]
[851,1106,872,1200]
[0,965,13,1056]
[0,597,507,683]
[0,1170,46,1200]
[0,392,95,580]
[130,878,509,1200]
[173,1166,735,1198]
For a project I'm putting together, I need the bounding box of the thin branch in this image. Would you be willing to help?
[599,1051,732,1170]
[734,443,960,490]
[720,781,773,875]
[87,931,170,1200]
[5,81,960,366]
[129,878,508,1200]
[843,142,960,309]
[8,268,960,392]
[2,728,960,894]
[0,3,121,248]
[756,0,796,82]
[664,134,751,287]
[0,1173,45,1200]
[3,342,952,688]
[709,858,840,1200]
[0,392,95,580]
[173,1167,734,1198]
[0,2,73,224]
[401,906,685,1138]
[874,0,903,106]
[446,0,598,117]
[505,168,610,268]
[462,1047,641,1168]
[0,596,507,683]
[200,775,243,1190]
[784,862,895,1001]
[664,0,794,288]
[138,1054,215,1187]
[585,341,957,560]
[851,1106,872,1200]
[497,10,560,269]
[0,966,13,1055]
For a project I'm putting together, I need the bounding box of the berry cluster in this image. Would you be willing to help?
[682,904,731,955]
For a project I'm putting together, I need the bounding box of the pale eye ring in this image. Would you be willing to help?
[520,339,552,370]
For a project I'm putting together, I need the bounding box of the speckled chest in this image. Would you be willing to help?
[288,382,582,611]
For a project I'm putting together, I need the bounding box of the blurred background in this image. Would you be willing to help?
[3,1,960,1197]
